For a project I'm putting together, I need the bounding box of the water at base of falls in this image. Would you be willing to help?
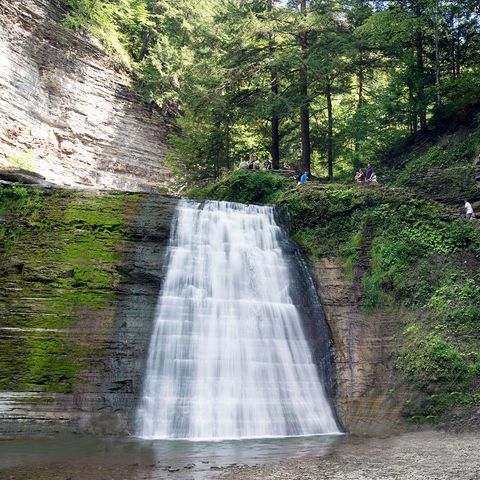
[136,199,340,440]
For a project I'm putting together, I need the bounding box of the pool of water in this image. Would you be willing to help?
[0,434,343,479]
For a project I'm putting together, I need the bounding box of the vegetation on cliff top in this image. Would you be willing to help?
[61,0,480,184]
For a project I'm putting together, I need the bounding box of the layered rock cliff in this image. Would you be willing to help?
[0,0,172,191]
[311,257,406,435]
[0,186,178,435]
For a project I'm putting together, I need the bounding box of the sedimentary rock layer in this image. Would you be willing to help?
[311,256,406,435]
[0,188,178,435]
[0,0,172,191]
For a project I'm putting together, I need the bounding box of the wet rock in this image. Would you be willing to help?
[311,256,406,435]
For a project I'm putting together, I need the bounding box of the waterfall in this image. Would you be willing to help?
[136,199,340,440]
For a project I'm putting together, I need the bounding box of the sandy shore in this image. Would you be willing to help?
[1,431,479,479]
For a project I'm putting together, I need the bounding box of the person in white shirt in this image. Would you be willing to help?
[464,200,475,220]
[239,156,249,169]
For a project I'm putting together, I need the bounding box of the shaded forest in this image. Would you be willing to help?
[63,0,480,182]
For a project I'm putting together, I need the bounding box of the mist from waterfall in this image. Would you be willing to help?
[136,199,340,440]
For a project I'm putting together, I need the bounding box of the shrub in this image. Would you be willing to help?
[398,327,474,392]
[188,170,291,205]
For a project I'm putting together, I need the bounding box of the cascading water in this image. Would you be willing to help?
[136,199,340,440]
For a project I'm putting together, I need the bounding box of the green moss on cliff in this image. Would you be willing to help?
[0,186,141,393]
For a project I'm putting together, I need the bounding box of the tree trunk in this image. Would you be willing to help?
[433,2,441,107]
[455,34,461,77]
[300,63,311,174]
[355,61,364,152]
[415,29,427,130]
[408,80,416,134]
[138,30,151,62]
[357,64,364,109]
[299,0,311,174]
[225,120,231,171]
[268,0,280,169]
[271,70,280,169]
[326,80,334,178]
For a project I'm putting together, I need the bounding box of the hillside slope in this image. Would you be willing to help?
[382,108,480,210]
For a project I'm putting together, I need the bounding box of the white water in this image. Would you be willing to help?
[136,200,340,440]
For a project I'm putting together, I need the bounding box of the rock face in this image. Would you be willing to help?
[0,0,173,192]
[0,187,403,437]
[0,187,178,435]
[311,256,406,435]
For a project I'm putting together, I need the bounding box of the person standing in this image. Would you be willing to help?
[464,200,475,220]
[239,156,249,169]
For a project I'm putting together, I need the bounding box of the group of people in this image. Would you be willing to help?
[239,154,272,171]
[355,163,377,183]
[238,155,476,221]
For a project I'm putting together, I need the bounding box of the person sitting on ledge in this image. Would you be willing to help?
[239,157,249,169]
[365,163,374,181]
[297,171,308,189]
[253,158,260,170]
[355,169,365,183]
[264,159,272,170]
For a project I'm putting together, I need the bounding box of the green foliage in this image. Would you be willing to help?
[341,229,364,279]
[198,170,480,422]
[398,326,475,392]
[61,0,480,182]
[188,170,290,204]
[62,0,131,64]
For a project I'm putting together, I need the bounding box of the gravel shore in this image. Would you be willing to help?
[220,431,480,480]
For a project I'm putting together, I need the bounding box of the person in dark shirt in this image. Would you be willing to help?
[355,169,365,182]
[365,163,374,181]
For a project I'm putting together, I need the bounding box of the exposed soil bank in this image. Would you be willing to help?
[0,431,478,479]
